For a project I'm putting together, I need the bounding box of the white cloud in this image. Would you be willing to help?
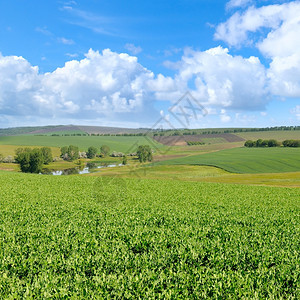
[58,37,75,45]
[220,109,231,122]
[226,0,253,10]
[215,1,300,98]
[215,2,299,47]
[65,53,79,58]
[124,43,142,55]
[166,46,269,110]
[0,49,160,125]
[291,105,300,120]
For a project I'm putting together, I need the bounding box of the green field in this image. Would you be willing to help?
[0,173,299,298]
[236,130,300,141]
[0,135,164,154]
[156,147,300,173]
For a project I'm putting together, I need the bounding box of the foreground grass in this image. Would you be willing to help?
[0,173,299,298]
[156,147,300,173]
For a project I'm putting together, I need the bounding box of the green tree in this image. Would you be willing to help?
[67,145,79,161]
[15,148,44,173]
[122,155,127,165]
[87,146,98,159]
[41,147,53,164]
[268,139,280,147]
[244,140,254,147]
[256,139,263,147]
[136,145,153,163]
[100,145,110,157]
[29,149,44,173]
[61,145,79,161]
[60,146,68,158]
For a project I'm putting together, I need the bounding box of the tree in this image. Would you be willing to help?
[136,145,153,163]
[87,146,98,159]
[0,153,3,163]
[268,139,280,147]
[100,145,110,157]
[15,148,44,173]
[60,146,68,158]
[244,140,254,147]
[256,139,263,147]
[67,145,79,161]
[29,149,44,173]
[60,145,79,161]
[41,147,53,164]
[122,155,127,165]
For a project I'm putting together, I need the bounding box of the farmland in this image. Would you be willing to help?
[0,127,300,297]
[0,173,299,298]
[156,147,300,174]
[0,135,164,154]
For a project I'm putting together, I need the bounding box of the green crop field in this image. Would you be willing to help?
[0,172,299,298]
[156,147,300,174]
[0,135,164,154]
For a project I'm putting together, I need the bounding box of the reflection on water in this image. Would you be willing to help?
[42,163,123,176]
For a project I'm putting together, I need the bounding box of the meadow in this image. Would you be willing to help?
[0,173,299,298]
[0,135,164,154]
[156,147,300,173]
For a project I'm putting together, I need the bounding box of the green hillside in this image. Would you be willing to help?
[156,147,300,173]
[0,135,163,153]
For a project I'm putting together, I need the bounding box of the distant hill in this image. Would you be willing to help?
[0,125,150,136]
[0,124,299,136]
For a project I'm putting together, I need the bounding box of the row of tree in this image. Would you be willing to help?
[15,147,53,173]
[59,144,153,163]
[60,145,111,161]
[244,139,300,148]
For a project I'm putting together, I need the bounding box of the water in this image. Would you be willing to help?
[42,163,123,176]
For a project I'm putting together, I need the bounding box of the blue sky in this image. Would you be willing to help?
[0,0,299,129]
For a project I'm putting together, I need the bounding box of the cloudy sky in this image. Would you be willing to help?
[0,0,299,129]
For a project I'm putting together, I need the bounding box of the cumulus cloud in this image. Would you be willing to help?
[0,49,160,125]
[167,46,269,110]
[215,1,300,98]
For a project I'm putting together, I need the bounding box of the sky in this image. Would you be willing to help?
[0,0,299,129]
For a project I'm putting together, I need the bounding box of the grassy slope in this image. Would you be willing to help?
[87,164,300,188]
[0,135,164,153]
[156,147,300,173]
[0,173,299,298]
[0,144,61,157]
[236,130,300,141]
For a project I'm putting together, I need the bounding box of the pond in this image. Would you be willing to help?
[41,163,124,175]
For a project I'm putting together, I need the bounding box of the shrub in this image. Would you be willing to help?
[60,145,79,161]
[41,147,53,164]
[100,145,110,157]
[244,140,254,147]
[87,146,98,159]
[136,145,153,163]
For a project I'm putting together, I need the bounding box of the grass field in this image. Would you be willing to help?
[236,130,300,141]
[0,145,61,157]
[156,147,300,173]
[87,164,300,187]
[0,135,164,154]
[0,172,299,298]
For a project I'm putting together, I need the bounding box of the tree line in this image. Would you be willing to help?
[15,147,53,173]
[244,139,300,148]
